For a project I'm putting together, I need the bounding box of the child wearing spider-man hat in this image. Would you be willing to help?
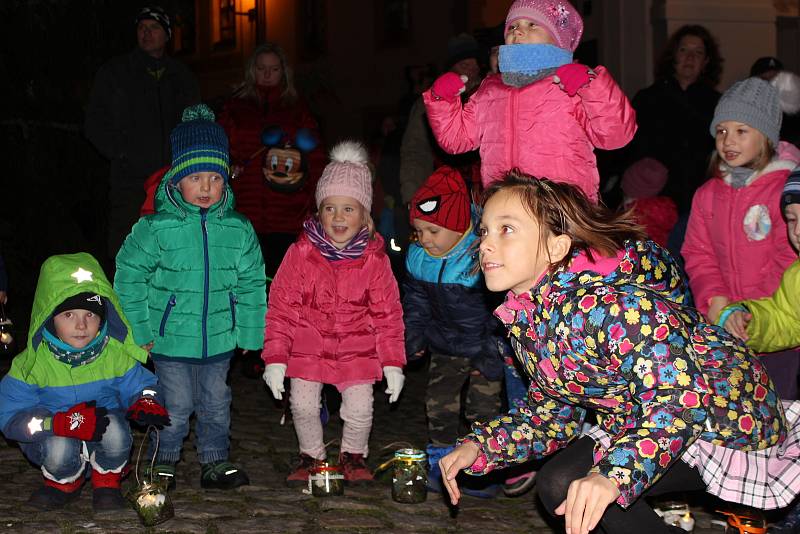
[403,166,505,497]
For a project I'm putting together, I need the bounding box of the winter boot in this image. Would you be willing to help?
[339,452,373,484]
[200,460,250,490]
[91,469,126,512]
[425,444,454,494]
[502,470,537,497]
[27,476,84,510]
[286,453,324,487]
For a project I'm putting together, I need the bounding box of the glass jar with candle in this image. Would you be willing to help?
[391,448,427,504]
[309,462,344,497]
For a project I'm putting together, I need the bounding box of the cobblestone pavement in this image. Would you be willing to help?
[0,356,746,533]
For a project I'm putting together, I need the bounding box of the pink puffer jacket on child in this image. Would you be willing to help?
[423,67,637,201]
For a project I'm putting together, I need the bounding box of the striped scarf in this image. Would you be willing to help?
[303,217,370,261]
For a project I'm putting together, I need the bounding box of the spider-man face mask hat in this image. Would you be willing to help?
[409,166,471,233]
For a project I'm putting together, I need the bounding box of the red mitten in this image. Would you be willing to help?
[52,401,109,441]
[127,397,170,428]
[431,72,467,102]
[553,63,595,96]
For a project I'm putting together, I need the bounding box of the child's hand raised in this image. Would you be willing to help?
[431,72,468,103]
[554,64,595,97]
[723,310,752,341]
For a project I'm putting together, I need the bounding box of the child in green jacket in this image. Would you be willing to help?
[115,104,267,490]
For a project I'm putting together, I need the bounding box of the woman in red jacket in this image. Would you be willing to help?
[218,42,325,277]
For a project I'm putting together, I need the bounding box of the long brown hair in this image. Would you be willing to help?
[482,171,647,272]
[655,24,723,88]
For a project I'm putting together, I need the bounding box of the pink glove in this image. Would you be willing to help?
[553,63,595,96]
[431,72,467,103]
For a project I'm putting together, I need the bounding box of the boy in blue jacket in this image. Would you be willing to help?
[0,253,168,512]
[403,166,504,496]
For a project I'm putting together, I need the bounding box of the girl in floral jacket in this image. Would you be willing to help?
[440,172,800,534]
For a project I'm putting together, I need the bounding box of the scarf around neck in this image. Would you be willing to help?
[499,43,572,87]
[303,217,370,262]
[42,322,110,367]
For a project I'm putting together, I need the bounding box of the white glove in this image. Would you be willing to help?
[263,363,287,400]
[383,366,405,403]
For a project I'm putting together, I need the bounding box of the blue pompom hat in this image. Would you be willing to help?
[166,104,230,185]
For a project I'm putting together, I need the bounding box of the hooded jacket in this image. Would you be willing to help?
[403,219,503,380]
[683,150,799,314]
[423,68,636,201]
[262,232,405,385]
[461,241,786,508]
[115,172,267,360]
[0,253,157,443]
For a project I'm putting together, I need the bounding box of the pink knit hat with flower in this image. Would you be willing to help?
[621,158,669,199]
[504,0,584,52]
[315,141,373,211]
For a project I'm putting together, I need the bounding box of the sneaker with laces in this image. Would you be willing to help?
[286,453,321,487]
[200,461,249,490]
[144,463,177,490]
[502,470,537,497]
[339,452,373,484]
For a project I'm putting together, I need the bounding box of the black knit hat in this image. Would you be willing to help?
[445,33,480,70]
[750,56,783,78]
[53,292,105,320]
[782,168,800,210]
[135,6,172,39]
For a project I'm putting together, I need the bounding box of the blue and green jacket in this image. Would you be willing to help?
[0,253,158,443]
[402,214,504,380]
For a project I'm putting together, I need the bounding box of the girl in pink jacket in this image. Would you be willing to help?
[261,141,406,485]
[683,77,800,398]
[423,0,637,201]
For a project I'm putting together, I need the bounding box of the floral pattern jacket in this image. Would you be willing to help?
[462,240,787,508]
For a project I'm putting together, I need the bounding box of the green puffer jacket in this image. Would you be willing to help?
[115,173,267,360]
[721,259,800,353]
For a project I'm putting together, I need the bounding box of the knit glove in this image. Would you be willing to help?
[431,72,468,103]
[50,401,109,441]
[127,392,170,428]
[553,63,596,96]
[263,363,287,400]
[383,366,405,403]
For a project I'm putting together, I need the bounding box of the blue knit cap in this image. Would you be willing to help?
[166,104,230,185]
[782,167,800,210]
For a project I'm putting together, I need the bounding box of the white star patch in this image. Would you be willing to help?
[71,268,94,283]
[27,416,44,435]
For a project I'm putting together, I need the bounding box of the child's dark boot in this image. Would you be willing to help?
[286,453,323,487]
[339,452,373,484]
[200,460,249,490]
[91,469,126,512]
[144,462,176,490]
[27,476,84,510]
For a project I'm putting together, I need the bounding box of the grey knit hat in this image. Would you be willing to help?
[710,77,782,147]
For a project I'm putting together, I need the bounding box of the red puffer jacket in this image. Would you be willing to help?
[218,88,325,235]
[261,232,406,386]
[423,67,636,201]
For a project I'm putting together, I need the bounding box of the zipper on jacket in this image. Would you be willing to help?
[229,292,237,331]
[510,89,518,168]
[159,294,177,336]
[201,210,210,358]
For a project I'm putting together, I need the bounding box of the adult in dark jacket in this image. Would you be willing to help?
[84,6,200,259]
[629,25,723,214]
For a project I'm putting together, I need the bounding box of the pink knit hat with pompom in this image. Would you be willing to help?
[315,141,373,211]
[504,0,583,52]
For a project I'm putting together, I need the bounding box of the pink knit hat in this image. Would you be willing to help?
[504,0,584,52]
[621,158,669,199]
[315,141,373,211]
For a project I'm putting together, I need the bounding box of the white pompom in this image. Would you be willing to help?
[772,71,800,115]
[329,140,368,165]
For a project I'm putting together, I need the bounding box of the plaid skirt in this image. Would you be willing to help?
[585,400,800,510]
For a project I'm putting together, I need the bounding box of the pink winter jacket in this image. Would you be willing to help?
[423,67,637,201]
[261,232,405,386]
[683,150,800,315]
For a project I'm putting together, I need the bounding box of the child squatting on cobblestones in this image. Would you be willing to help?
[439,172,800,534]
[0,253,169,513]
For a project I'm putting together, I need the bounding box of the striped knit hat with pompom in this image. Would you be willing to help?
[315,141,373,211]
[167,104,230,185]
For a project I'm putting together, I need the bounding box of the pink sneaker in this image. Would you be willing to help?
[503,470,536,497]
